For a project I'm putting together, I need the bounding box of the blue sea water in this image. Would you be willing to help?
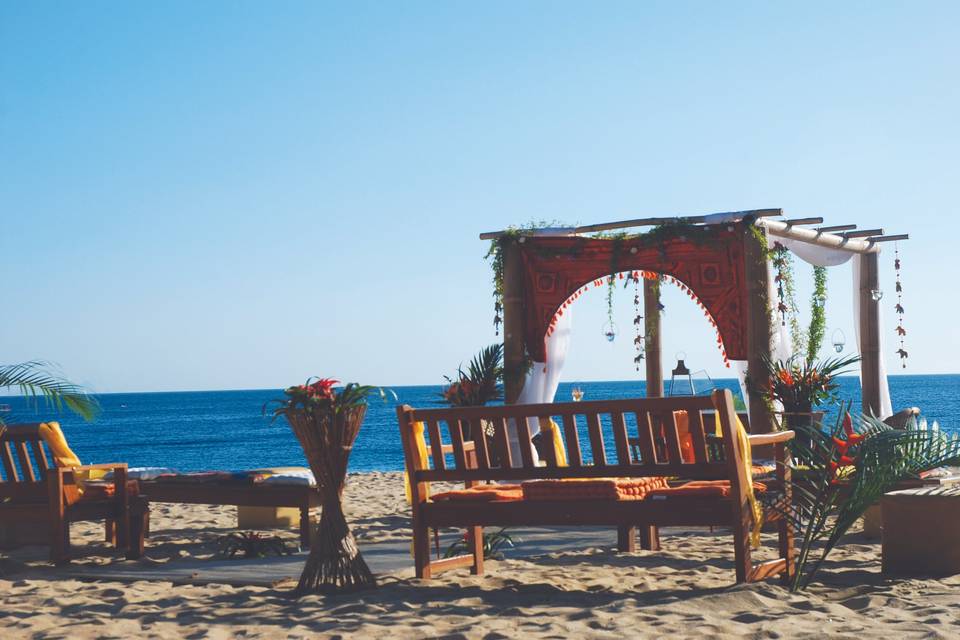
[3,376,957,473]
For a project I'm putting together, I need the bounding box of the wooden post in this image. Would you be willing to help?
[743,226,775,438]
[858,252,882,416]
[643,278,664,397]
[502,239,526,404]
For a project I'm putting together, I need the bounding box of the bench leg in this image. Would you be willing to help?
[468,526,484,575]
[617,526,636,552]
[733,512,753,584]
[639,525,660,551]
[50,520,70,565]
[105,519,116,544]
[778,516,795,586]
[413,522,432,579]
[127,507,148,559]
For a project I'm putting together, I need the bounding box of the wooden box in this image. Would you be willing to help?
[237,506,301,530]
[882,486,960,575]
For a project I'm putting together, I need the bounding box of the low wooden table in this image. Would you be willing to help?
[882,485,960,575]
[138,481,320,547]
[861,472,960,539]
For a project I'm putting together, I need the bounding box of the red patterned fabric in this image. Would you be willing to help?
[517,225,749,362]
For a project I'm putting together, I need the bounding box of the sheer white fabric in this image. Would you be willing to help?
[507,308,572,464]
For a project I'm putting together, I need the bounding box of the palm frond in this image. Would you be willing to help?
[0,361,99,423]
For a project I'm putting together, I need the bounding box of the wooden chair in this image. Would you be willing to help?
[397,389,795,585]
[0,423,148,564]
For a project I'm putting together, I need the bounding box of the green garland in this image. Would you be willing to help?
[806,266,828,364]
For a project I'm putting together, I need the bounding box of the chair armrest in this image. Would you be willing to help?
[747,431,795,447]
[63,463,128,472]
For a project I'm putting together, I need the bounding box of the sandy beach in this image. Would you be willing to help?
[0,471,957,638]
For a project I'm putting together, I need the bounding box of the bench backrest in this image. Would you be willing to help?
[0,423,54,501]
[397,389,748,501]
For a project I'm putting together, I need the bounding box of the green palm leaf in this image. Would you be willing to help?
[0,361,99,424]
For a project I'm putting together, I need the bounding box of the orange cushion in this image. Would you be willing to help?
[521,477,669,501]
[71,479,140,504]
[431,484,523,502]
[648,480,767,499]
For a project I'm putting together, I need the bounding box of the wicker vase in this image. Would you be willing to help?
[284,405,376,595]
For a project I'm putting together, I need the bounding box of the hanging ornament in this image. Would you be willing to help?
[831,328,846,354]
[894,243,908,369]
[631,271,644,370]
[494,300,502,336]
[771,241,789,326]
[602,321,617,343]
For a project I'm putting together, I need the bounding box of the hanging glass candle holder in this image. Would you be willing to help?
[871,288,883,301]
[602,321,617,342]
[831,329,846,353]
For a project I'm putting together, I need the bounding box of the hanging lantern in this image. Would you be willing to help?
[871,288,884,301]
[831,329,846,354]
[602,321,617,342]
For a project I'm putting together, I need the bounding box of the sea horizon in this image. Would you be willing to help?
[3,375,957,474]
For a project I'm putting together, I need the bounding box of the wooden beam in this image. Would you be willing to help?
[501,239,526,404]
[817,224,857,232]
[782,217,823,226]
[858,252,882,416]
[479,208,783,240]
[643,279,663,398]
[743,226,776,443]
[843,228,884,239]
[867,234,910,243]
[759,219,879,254]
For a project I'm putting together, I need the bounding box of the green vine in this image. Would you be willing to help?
[806,266,828,364]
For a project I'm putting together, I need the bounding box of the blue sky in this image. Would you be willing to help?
[1,1,957,392]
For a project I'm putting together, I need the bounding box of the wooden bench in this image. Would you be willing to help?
[0,424,149,564]
[397,389,794,584]
[137,479,320,547]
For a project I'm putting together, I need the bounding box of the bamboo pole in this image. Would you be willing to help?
[743,226,776,443]
[479,209,782,240]
[643,278,664,397]
[759,219,880,254]
[858,252,882,416]
[501,239,526,404]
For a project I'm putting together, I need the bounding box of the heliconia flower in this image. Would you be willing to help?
[842,412,854,438]
[838,455,856,466]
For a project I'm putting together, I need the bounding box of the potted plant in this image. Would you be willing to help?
[755,354,859,458]
[440,344,503,444]
[268,378,384,595]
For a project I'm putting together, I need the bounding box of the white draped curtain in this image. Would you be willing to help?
[733,236,892,419]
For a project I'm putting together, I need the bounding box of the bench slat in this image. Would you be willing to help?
[448,419,469,471]
[586,413,606,467]
[414,463,729,483]
[427,420,446,471]
[561,414,582,467]
[30,440,50,473]
[471,420,490,470]
[493,417,512,469]
[634,412,658,465]
[689,410,710,463]
[516,418,535,468]
[14,442,36,482]
[611,412,632,466]
[664,411,684,465]
[2,443,19,483]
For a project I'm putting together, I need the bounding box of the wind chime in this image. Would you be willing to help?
[894,244,908,368]
[771,242,789,326]
[631,271,644,371]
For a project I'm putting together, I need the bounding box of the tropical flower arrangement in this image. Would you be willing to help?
[774,404,960,591]
[440,344,503,408]
[268,378,382,421]
[760,354,860,414]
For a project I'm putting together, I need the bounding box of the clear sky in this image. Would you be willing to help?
[1,1,957,393]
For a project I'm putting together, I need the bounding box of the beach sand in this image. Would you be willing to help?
[2,471,959,638]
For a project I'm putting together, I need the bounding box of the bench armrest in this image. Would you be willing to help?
[747,431,795,447]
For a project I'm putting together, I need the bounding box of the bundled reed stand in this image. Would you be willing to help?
[285,405,376,595]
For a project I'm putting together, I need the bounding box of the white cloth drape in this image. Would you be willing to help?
[507,309,572,464]
[734,236,892,419]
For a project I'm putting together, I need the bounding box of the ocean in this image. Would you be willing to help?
[3,376,957,473]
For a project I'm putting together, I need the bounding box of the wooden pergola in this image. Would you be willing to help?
[481,209,908,435]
